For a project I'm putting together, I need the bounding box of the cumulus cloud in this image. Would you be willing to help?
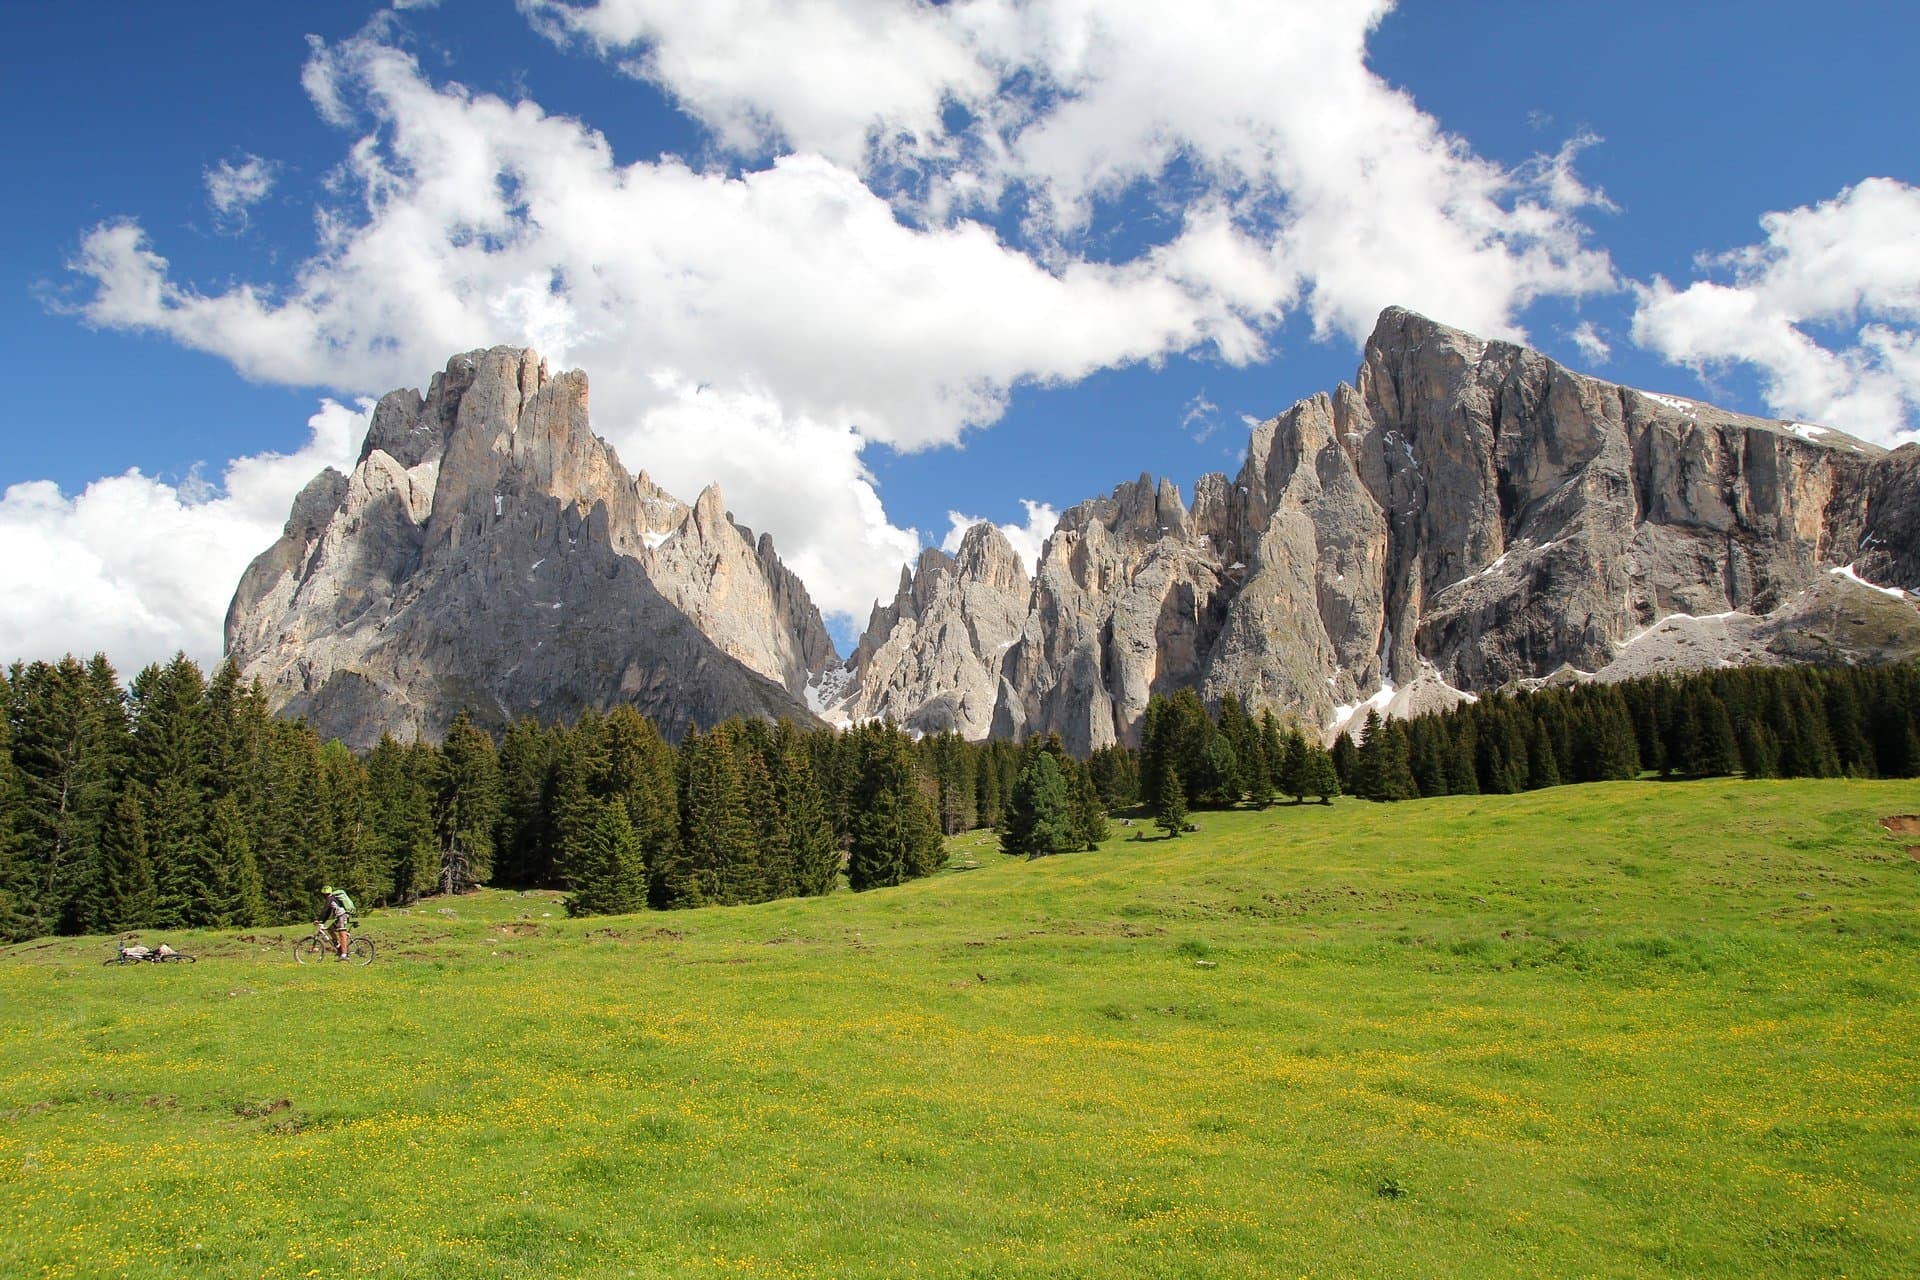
[942,499,1059,578]
[204,153,279,230]
[0,400,368,671]
[62,31,1286,633]
[1631,177,1920,444]
[1566,320,1611,364]
[528,0,1616,341]
[52,3,1622,663]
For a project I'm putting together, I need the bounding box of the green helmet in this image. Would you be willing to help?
[322,885,335,895]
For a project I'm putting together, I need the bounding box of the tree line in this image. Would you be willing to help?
[1332,663,1920,801]
[5,649,1917,943]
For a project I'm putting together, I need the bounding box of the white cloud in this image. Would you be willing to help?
[204,154,279,230]
[51,5,1623,664]
[0,400,368,671]
[530,0,1616,342]
[62,32,1276,638]
[942,499,1058,578]
[1631,177,1920,444]
[1566,320,1611,364]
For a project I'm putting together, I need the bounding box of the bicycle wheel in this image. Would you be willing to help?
[103,955,132,966]
[345,937,375,966]
[158,953,196,964]
[292,935,327,965]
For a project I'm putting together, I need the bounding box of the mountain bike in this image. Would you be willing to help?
[104,942,195,965]
[293,924,374,966]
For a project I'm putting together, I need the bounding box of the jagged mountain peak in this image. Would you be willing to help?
[228,309,1920,752]
[837,305,1920,749]
[226,346,834,748]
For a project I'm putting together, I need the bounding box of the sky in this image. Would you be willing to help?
[4,0,1918,671]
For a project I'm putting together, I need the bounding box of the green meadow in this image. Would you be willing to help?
[3,779,1917,1278]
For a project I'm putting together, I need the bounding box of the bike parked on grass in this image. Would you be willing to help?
[104,941,195,965]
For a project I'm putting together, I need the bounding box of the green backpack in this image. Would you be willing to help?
[333,889,357,916]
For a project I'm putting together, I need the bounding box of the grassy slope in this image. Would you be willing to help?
[2,779,1917,1278]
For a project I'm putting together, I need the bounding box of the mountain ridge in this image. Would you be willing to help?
[228,310,1920,748]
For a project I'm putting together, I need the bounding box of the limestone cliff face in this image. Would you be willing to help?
[840,307,1920,748]
[225,348,835,748]
[824,524,1029,739]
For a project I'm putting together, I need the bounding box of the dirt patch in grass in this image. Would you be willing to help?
[1877,814,1920,836]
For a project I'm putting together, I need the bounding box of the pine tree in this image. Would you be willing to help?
[1330,732,1358,794]
[10,656,124,936]
[679,726,758,905]
[1000,748,1076,858]
[1304,744,1341,804]
[773,721,838,897]
[1526,717,1562,789]
[565,796,649,917]
[434,711,500,894]
[95,787,157,932]
[1280,726,1310,803]
[0,677,31,942]
[731,726,782,902]
[206,793,266,929]
[1445,717,1479,795]
[1069,760,1110,848]
[1154,766,1187,838]
[365,736,436,904]
[493,717,552,887]
[1354,713,1416,801]
[845,723,943,890]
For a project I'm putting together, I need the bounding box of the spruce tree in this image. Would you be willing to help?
[679,726,758,905]
[774,721,838,897]
[1001,749,1076,858]
[145,774,210,928]
[566,796,649,917]
[434,711,500,894]
[1330,732,1358,794]
[11,656,123,936]
[1738,719,1780,779]
[731,726,783,902]
[1304,744,1341,804]
[1280,726,1310,803]
[493,717,553,887]
[1445,718,1479,795]
[365,736,437,904]
[1526,717,1562,789]
[206,793,266,929]
[1069,760,1110,848]
[1259,711,1288,801]
[95,787,157,933]
[0,679,31,942]
[845,723,942,890]
[1154,766,1187,838]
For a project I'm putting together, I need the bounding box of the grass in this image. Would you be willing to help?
[3,778,1918,1277]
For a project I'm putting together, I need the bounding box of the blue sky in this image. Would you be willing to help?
[4,0,1917,667]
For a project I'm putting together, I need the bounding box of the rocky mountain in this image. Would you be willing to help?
[232,312,1920,753]
[821,307,1920,751]
[226,347,834,749]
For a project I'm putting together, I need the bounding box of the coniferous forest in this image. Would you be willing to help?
[4,650,1918,943]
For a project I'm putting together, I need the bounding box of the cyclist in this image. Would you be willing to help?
[316,885,356,960]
